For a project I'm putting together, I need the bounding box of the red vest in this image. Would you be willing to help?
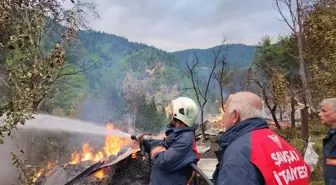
[192,138,200,161]
[250,129,311,185]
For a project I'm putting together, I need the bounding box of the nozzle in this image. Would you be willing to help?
[131,134,137,140]
[130,133,153,141]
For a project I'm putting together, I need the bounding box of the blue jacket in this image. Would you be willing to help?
[150,125,199,185]
[323,129,336,185]
[212,118,268,185]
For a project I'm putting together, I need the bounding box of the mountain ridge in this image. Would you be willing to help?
[79,30,256,69]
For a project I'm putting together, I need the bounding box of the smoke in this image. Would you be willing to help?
[0,133,21,185]
[78,85,126,124]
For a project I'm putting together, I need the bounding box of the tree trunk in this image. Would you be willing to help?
[262,86,280,130]
[300,107,309,140]
[220,86,224,111]
[291,95,296,128]
[33,101,39,112]
[279,106,283,122]
[32,96,44,112]
[271,108,281,130]
[200,110,206,140]
[297,32,313,109]
[296,3,315,113]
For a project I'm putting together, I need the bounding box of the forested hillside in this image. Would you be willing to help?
[38,29,255,129]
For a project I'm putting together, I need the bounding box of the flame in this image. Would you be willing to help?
[207,94,233,128]
[104,123,131,156]
[33,123,134,181]
[47,162,56,169]
[46,170,53,176]
[45,162,56,176]
[33,168,45,182]
[131,153,137,159]
[94,168,110,179]
[33,161,57,182]
[95,169,105,179]
[81,143,94,161]
[67,123,132,165]
[93,151,104,162]
[220,107,224,114]
[69,152,80,164]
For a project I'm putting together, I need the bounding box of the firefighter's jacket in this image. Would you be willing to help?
[150,125,199,185]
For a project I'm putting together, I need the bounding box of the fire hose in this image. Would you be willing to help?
[131,134,214,185]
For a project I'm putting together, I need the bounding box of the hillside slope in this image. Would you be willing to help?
[173,44,256,69]
[43,29,256,122]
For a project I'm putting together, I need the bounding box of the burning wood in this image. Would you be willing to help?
[64,161,105,185]
[31,121,162,185]
[33,143,142,185]
[31,123,136,184]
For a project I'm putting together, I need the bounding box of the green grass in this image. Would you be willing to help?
[278,119,327,185]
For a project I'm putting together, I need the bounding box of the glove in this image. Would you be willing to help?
[140,139,166,158]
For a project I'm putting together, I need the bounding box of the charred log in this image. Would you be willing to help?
[33,143,150,185]
[65,161,104,185]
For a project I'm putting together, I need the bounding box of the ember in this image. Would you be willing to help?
[94,170,104,179]
[94,168,109,179]
[33,168,45,182]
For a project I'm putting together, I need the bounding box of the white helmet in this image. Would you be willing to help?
[171,97,199,127]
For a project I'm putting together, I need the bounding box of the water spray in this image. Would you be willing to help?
[13,114,131,137]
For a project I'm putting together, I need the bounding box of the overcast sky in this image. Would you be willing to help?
[78,0,291,52]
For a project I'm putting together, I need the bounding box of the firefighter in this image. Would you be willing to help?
[141,97,200,185]
[319,98,336,185]
[212,91,311,185]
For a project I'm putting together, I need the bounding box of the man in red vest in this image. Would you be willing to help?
[212,91,311,185]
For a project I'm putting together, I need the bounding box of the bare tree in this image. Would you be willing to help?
[273,0,315,112]
[118,71,148,129]
[213,45,230,111]
[185,41,227,139]
[244,63,288,130]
